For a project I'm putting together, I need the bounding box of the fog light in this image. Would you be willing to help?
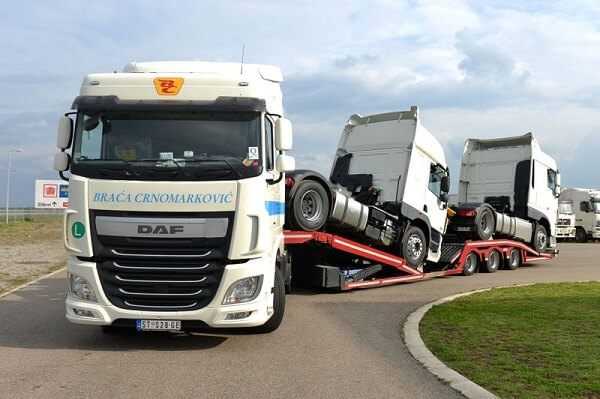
[225,311,252,320]
[222,276,262,305]
[69,274,97,302]
[73,308,97,318]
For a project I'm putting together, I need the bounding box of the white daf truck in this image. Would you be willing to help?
[54,61,295,333]
[559,188,600,242]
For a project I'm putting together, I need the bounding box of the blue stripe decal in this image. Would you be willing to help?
[265,201,285,216]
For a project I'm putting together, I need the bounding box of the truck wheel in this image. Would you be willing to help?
[484,250,500,273]
[249,269,285,334]
[474,206,494,240]
[575,227,587,243]
[462,252,478,276]
[532,224,548,253]
[290,180,329,231]
[505,248,521,270]
[402,226,427,270]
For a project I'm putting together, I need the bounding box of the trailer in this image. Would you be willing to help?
[284,230,554,291]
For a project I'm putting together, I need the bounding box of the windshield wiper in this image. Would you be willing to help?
[183,158,243,178]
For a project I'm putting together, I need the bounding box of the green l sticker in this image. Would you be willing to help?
[72,222,86,239]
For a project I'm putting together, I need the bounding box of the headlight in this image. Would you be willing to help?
[69,273,97,302]
[222,276,262,305]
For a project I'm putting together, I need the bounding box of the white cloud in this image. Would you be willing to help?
[2,0,600,206]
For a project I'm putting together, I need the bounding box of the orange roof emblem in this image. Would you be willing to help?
[153,77,184,96]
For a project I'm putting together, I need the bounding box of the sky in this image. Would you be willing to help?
[1,0,600,207]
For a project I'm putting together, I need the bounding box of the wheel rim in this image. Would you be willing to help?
[406,234,423,260]
[300,190,323,222]
[536,229,547,250]
[488,251,500,270]
[481,212,492,236]
[465,253,476,272]
[510,250,520,267]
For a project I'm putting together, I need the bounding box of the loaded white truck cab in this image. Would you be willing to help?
[451,133,560,252]
[559,188,600,242]
[54,61,295,333]
[285,107,450,268]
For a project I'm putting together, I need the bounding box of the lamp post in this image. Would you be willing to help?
[5,149,23,224]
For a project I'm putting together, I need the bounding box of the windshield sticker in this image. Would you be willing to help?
[184,151,194,158]
[160,152,174,160]
[248,147,259,160]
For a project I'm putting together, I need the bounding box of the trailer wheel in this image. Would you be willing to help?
[249,268,285,334]
[484,250,500,273]
[462,252,478,276]
[402,226,427,270]
[532,224,548,253]
[290,180,329,231]
[505,248,521,270]
[474,206,494,240]
[575,227,587,243]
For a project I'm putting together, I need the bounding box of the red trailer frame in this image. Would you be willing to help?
[284,231,554,291]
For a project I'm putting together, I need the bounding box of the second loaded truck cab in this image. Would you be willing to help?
[54,61,295,333]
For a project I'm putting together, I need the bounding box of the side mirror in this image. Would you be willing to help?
[275,118,292,151]
[57,116,73,149]
[440,192,449,203]
[54,152,70,172]
[276,154,295,173]
[441,175,450,193]
[554,172,561,197]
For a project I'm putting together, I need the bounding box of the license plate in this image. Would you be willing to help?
[136,319,181,331]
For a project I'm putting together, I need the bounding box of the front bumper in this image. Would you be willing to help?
[556,226,575,238]
[65,256,275,328]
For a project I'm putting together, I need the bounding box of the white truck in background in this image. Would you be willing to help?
[54,61,295,333]
[559,188,600,242]
[556,199,576,240]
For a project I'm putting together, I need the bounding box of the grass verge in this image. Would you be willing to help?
[0,219,62,246]
[420,282,600,399]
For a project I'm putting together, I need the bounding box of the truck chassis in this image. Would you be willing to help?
[284,231,554,291]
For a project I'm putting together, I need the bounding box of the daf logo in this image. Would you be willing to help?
[137,224,185,235]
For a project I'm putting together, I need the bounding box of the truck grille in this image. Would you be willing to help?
[90,210,233,312]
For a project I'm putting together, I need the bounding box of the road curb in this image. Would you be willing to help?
[403,286,508,399]
[0,267,66,299]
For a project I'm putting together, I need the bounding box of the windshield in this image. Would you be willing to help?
[593,201,600,213]
[558,202,573,214]
[71,110,262,180]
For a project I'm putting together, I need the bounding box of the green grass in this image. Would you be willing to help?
[0,219,63,246]
[420,282,600,399]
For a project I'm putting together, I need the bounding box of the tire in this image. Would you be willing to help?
[532,224,548,253]
[474,206,494,240]
[462,251,478,276]
[505,248,521,270]
[484,250,501,273]
[249,269,285,334]
[402,225,427,270]
[575,227,587,243]
[290,180,329,231]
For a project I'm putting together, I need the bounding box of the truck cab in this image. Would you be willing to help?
[559,188,600,242]
[454,133,559,252]
[54,61,294,333]
[285,107,450,268]
[556,199,576,239]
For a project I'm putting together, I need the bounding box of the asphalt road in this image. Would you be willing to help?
[1,242,599,399]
